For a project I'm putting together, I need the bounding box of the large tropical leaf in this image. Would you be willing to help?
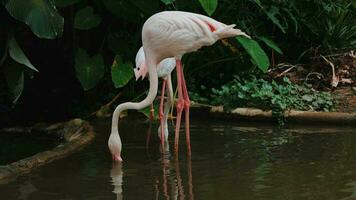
[264,6,286,33]
[111,55,133,88]
[198,0,218,16]
[3,60,24,105]
[4,0,64,39]
[8,37,38,72]
[75,48,105,91]
[236,36,270,72]
[250,1,286,34]
[74,6,101,30]
[258,37,283,55]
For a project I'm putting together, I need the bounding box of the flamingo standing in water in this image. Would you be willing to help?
[134,47,175,145]
[109,11,250,161]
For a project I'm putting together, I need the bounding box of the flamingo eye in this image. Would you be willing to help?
[137,67,140,70]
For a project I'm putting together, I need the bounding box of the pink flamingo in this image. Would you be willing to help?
[134,47,175,147]
[109,11,250,162]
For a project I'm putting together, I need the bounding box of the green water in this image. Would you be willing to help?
[0,132,59,165]
[0,118,355,200]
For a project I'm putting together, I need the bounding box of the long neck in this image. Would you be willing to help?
[111,52,158,134]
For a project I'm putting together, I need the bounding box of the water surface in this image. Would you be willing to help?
[0,118,355,200]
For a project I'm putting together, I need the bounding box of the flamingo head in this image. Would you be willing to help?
[133,63,148,81]
[134,47,149,81]
[108,131,123,162]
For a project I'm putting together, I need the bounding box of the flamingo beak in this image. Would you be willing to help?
[134,68,141,81]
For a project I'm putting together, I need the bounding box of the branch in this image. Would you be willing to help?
[321,55,339,88]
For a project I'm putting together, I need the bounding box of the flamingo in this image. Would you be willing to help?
[134,47,175,146]
[109,11,250,162]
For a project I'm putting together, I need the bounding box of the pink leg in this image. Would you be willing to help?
[150,104,155,121]
[159,79,167,149]
[175,59,185,155]
[180,68,191,156]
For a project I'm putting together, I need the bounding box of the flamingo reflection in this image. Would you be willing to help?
[157,157,194,200]
[110,163,123,200]
[146,126,194,200]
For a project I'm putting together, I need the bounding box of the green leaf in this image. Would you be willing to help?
[75,48,105,91]
[258,37,283,55]
[264,6,286,33]
[302,95,313,102]
[251,0,262,7]
[54,0,81,7]
[160,0,175,5]
[5,0,64,39]
[74,6,102,30]
[236,36,270,72]
[198,0,218,16]
[3,60,24,105]
[111,55,134,88]
[8,37,38,72]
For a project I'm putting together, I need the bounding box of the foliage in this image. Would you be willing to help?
[0,0,64,108]
[8,37,38,72]
[236,36,270,73]
[0,0,354,122]
[211,76,335,125]
[74,48,105,91]
[74,6,102,30]
[111,55,134,88]
[3,60,24,105]
[0,0,273,110]
[160,0,175,6]
[4,0,64,39]
[198,0,217,16]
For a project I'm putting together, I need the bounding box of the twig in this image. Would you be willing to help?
[268,63,301,72]
[88,92,122,118]
[349,50,356,59]
[106,92,122,107]
[304,72,324,84]
[274,65,296,78]
[321,55,339,88]
[311,51,351,59]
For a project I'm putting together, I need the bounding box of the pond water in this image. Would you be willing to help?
[0,132,60,165]
[0,118,356,200]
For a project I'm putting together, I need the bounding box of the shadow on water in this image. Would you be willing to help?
[0,118,356,200]
[0,132,59,165]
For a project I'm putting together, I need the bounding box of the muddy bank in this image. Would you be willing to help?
[0,119,95,183]
[191,103,356,126]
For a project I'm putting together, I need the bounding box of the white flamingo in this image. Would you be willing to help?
[109,11,250,161]
[134,46,175,144]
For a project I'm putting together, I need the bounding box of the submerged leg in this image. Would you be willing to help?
[159,74,174,141]
[180,66,191,156]
[175,59,184,155]
[159,79,167,149]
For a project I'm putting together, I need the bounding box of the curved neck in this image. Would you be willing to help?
[111,51,158,134]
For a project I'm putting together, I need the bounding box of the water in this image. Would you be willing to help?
[0,118,356,200]
[0,132,60,165]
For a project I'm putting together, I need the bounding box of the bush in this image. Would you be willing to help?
[211,76,335,125]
